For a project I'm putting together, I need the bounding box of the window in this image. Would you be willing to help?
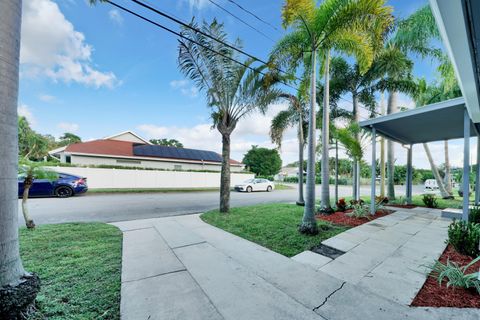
[174,165,182,170]
[116,159,141,164]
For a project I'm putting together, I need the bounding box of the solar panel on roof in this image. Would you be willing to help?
[132,145,223,162]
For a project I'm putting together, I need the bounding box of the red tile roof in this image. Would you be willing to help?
[65,139,242,165]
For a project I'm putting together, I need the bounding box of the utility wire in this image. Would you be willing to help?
[110,1,382,118]
[226,0,279,31]
[107,0,297,92]
[205,0,276,42]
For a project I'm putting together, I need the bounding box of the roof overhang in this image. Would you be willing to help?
[359,97,480,145]
[429,0,480,122]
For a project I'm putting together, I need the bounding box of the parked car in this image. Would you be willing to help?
[424,179,438,191]
[234,179,275,192]
[18,172,88,198]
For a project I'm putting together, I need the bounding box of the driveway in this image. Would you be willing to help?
[19,184,425,225]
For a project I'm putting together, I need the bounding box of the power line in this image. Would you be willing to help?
[205,0,276,42]
[226,0,279,31]
[107,0,297,92]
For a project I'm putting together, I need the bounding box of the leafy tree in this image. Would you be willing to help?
[18,116,53,160]
[242,146,282,177]
[58,132,82,146]
[177,20,279,213]
[149,138,184,148]
[18,160,58,229]
[273,0,393,233]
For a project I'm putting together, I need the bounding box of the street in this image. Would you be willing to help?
[20,184,425,225]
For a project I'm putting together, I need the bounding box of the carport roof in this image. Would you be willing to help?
[359,97,480,145]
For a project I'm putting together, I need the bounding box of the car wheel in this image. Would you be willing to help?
[267,186,272,192]
[246,186,253,193]
[55,186,73,198]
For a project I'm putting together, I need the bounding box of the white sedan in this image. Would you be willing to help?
[234,179,275,192]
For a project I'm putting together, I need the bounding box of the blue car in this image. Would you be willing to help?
[18,172,88,198]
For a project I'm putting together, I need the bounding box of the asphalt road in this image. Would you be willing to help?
[20,184,425,225]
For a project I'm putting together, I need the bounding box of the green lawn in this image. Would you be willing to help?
[201,203,349,257]
[274,183,293,190]
[20,223,122,320]
[89,187,220,193]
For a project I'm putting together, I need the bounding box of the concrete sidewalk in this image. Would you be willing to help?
[112,210,479,320]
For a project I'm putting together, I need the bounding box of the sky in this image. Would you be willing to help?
[17,0,474,169]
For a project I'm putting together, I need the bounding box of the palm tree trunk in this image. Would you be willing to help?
[352,92,360,201]
[444,140,452,195]
[387,91,397,199]
[22,184,36,229]
[299,47,318,234]
[380,91,386,197]
[219,133,231,213]
[423,143,451,198]
[0,1,40,317]
[297,120,305,205]
[320,50,331,211]
[335,140,339,204]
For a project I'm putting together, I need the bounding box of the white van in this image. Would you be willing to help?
[424,179,438,190]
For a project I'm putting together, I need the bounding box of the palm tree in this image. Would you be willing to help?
[270,93,308,205]
[18,161,58,229]
[273,0,392,233]
[177,20,279,213]
[0,0,41,317]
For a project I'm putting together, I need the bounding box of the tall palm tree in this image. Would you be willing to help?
[270,93,308,205]
[0,1,40,317]
[177,20,279,213]
[273,0,392,233]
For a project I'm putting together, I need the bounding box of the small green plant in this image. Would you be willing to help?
[469,205,480,224]
[347,204,370,218]
[447,220,480,258]
[422,194,438,208]
[428,256,480,294]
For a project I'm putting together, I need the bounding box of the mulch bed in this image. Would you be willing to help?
[411,245,480,308]
[386,204,418,209]
[315,209,394,227]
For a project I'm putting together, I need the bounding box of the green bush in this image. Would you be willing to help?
[422,194,438,208]
[429,256,480,294]
[447,220,480,257]
[256,175,274,181]
[469,206,480,224]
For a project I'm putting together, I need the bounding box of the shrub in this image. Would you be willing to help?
[336,198,347,212]
[428,256,480,294]
[349,199,365,206]
[422,194,438,208]
[447,220,480,258]
[347,204,370,218]
[256,175,274,181]
[470,206,480,224]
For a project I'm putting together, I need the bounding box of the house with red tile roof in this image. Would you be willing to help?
[49,131,245,172]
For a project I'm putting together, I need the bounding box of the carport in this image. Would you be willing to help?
[359,97,480,220]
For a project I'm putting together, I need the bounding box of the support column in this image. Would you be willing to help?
[463,109,470,221]
[370,127,377,215]
[406,144,413,205]
[475,136,480,205]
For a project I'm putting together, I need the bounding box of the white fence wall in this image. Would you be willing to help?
[47,167,254,189]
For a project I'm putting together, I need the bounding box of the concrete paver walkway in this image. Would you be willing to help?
[112,208,480,320]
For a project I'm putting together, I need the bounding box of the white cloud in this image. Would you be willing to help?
[38,94,56,102]
[20,0,118,88]
[58,122,79,132]
[181,0,213,10]
[18,104,36,126]
[108,9,123,25]
[169,80,199,98]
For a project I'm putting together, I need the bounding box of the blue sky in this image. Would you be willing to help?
[20,0,465,168]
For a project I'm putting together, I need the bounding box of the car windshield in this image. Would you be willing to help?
[244,179,254,183]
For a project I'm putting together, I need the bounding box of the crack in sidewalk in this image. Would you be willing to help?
[312,281,346,312]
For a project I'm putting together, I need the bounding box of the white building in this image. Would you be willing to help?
[49,131,245,172]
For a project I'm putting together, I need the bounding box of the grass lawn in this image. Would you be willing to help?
[201,203,349,257]
[274,183,293,190]
[20,223,122,320]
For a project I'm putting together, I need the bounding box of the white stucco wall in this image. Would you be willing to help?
[70,154,245,172]
[47,166,254,189]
